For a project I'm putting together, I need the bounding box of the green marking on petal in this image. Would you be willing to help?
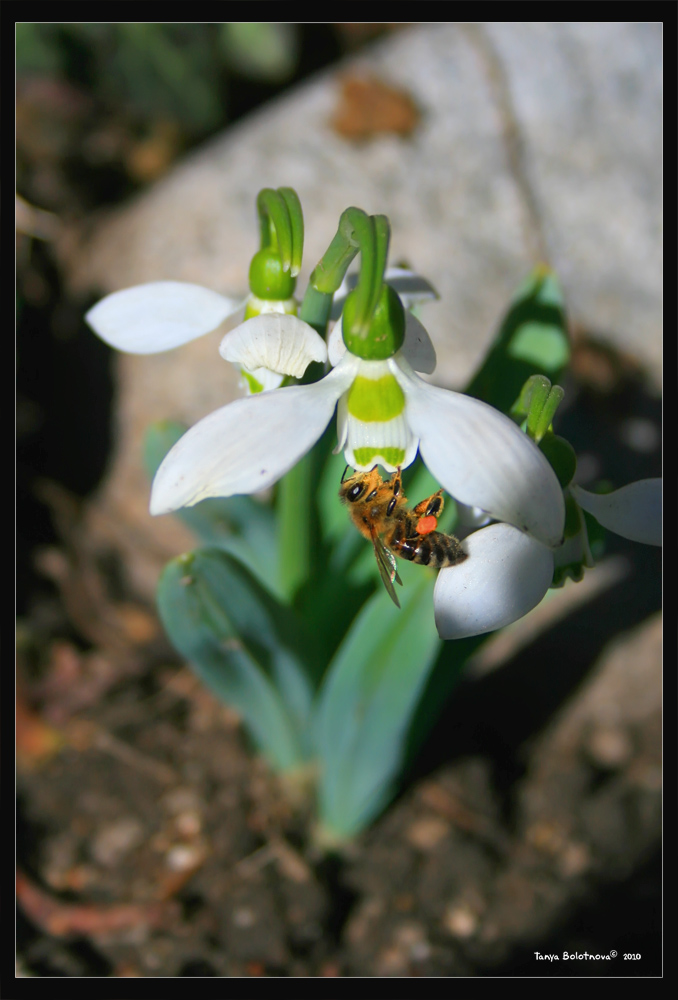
[353,446,406,466]
[347,374,405,422]
[241,369,265,394]
[244,295,297,320]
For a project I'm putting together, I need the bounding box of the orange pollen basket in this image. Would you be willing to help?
[416,515,438,536]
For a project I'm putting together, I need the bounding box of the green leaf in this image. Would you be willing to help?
[465,266,570,415]
[317,450,359,549]
[276,450,315,602]
[157,548,315,770]
[109,24,222,131]
[275,433,371,667]
[219,23,298,82]
[16,24,62,74]
[311,571,442,841]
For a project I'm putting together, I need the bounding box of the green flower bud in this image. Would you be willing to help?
[342,284,405,360]
[249,250,296,300]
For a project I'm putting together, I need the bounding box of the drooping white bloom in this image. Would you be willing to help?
[434,476,662,639]
[434,522,555,639]
[85,280,309,394]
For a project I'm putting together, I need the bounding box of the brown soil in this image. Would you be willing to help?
[17,500,662,977]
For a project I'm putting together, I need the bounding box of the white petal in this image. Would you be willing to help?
[86,282,242,353]
[393,357,565,547]
[454,503,493,530]
[220,314,327,377]
[334,388,349,456]
[434,523,554,639]
[245,295,297,316]
[327,313,435,374]
[242,367,286,392]
[328,319,346,367]
[572,480,662,546]
[150,357,359,513]
[337,401,419,472]
[401,312,436,374]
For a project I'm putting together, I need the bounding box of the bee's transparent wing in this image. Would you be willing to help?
[371,531,403,609]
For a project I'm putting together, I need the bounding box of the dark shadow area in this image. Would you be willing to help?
[491,848,662,977]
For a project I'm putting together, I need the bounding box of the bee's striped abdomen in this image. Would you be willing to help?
[390,517,466,568]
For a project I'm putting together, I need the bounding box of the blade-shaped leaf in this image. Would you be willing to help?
[312,569,441,840]
[158,548,315,770]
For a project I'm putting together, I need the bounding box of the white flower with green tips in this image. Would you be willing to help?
[85,280,315,395]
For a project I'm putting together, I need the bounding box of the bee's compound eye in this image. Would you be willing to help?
[349,484,363,501]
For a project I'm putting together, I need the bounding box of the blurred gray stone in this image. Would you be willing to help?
[66,23,662,597]
[483,21,662,374]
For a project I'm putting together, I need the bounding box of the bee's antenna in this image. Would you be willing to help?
[341,464,350,483]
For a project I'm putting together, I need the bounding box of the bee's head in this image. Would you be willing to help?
[338,465,382,505]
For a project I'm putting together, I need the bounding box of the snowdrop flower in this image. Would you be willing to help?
[434,477,662,640]
[85,280,317,394]
[86,184,312,392]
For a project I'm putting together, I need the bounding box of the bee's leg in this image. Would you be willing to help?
[386,467,404,516]
[390,467,403,497]
[412,489,444,536]
[413,490,445,521]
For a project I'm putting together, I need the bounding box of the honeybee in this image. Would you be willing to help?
[339,466,467,608]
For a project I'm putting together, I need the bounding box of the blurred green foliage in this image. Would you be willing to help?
[16,22,301,134]
[219,23,299,82]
